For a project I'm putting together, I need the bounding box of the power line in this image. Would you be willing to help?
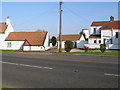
[63,5,89,21]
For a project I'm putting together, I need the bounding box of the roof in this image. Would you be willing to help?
[0,23,7,33]
[89,34,101,38]
[5,32,47,46]
[91,20,120,30]
[57,34,82,41]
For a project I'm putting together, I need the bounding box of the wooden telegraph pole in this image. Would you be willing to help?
[59,2,62,52]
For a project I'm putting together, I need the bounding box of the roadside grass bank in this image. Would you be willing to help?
[56,50,120,55]
[1,82,17,90]
[0,50,44,52]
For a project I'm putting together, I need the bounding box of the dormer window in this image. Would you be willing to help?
[93,28,96,34]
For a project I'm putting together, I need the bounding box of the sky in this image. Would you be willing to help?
[1,2,118,37]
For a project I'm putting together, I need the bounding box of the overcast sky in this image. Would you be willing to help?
[1,2,118,36]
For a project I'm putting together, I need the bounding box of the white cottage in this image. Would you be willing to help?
[85,16,120,50]
[0,17,49,51]
[0,17,14,50]
[5,32,49,51]
[57,34,86,49]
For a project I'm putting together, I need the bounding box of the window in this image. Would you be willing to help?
[94,40,96,43]
[99,28,101,33]
[116,32,118,38]
[7,42,11,48]
[99,40,101,43]
[93,28,96,34]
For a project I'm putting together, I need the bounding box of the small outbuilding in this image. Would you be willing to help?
[57,34,87,49]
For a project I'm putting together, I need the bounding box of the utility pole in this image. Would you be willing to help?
[59,2,62,52]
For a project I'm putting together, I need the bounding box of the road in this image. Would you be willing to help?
[1,51,119,88]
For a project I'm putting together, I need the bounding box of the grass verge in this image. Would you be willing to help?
[1,50,44,52]
[57,50,120,55]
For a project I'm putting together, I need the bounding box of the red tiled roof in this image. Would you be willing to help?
[0,23,7,33]
[5,32,47,46]
[89,35,101,38]
[57,34,82,41]
[91,20,120,30]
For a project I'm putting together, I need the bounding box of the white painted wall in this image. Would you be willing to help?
[84,44,100,48]
[57,34,86,49]
[0,18,14,50]
[4,41,25,50]
[88,38,101,44]
[43,32,50,50]
[82,29,89,38]
[108,44,120,50]
[23,46,45,51]
[90,26,102,35]
[88,25,120,49]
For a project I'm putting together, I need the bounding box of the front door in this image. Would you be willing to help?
[74,42,77,48]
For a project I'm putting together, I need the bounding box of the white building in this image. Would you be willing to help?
[57,34,87,49]
[0,17,49,51]
[0,17,14,49]
[85,16,120,49]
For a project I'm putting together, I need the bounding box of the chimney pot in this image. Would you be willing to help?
[110,16,114,22]
[6,16,10,25]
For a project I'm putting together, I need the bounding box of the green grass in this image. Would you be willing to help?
[1,50,44,52]
[57,50,120,55]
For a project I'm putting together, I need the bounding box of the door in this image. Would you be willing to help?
[74,42,77,48]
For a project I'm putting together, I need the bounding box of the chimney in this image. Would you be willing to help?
[110,16,114,22]
[6,16,10,25]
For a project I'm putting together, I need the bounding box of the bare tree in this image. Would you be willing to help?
[35,29,46,32]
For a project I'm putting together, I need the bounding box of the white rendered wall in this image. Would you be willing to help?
[82,29,89,38]
[57,35,86,49]
[88,38,101,44]
[4,41,24,50]
[0,22,14,50]
[43,33,50,50]
[76,35,87,48]
[84,44,100,48]
[23,46,45,51]
[90,26,102,35]
[112,29,120,44]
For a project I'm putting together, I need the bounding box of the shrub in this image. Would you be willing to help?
[65,41,73,52]
[84,46,89,52]
[100,44,106,53]
[51,36,57,46]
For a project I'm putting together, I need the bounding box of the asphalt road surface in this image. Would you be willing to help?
[1,51,119,88]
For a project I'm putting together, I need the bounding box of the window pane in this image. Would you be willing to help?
[116,32,118,38]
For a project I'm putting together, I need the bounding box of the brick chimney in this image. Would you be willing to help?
[110,16,114,22]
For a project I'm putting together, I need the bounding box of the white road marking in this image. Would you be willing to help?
[104,73,120,77]
[0,61,53,70]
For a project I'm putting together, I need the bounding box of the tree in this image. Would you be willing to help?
[100,44,106,53]
[51,36,57,46]
[65,41,73,52]
[35,29,46,32]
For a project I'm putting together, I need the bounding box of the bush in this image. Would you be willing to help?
[65,41,73,52]
[100,44,106,53]
[51,36,57,46]
[84,46,89,52]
